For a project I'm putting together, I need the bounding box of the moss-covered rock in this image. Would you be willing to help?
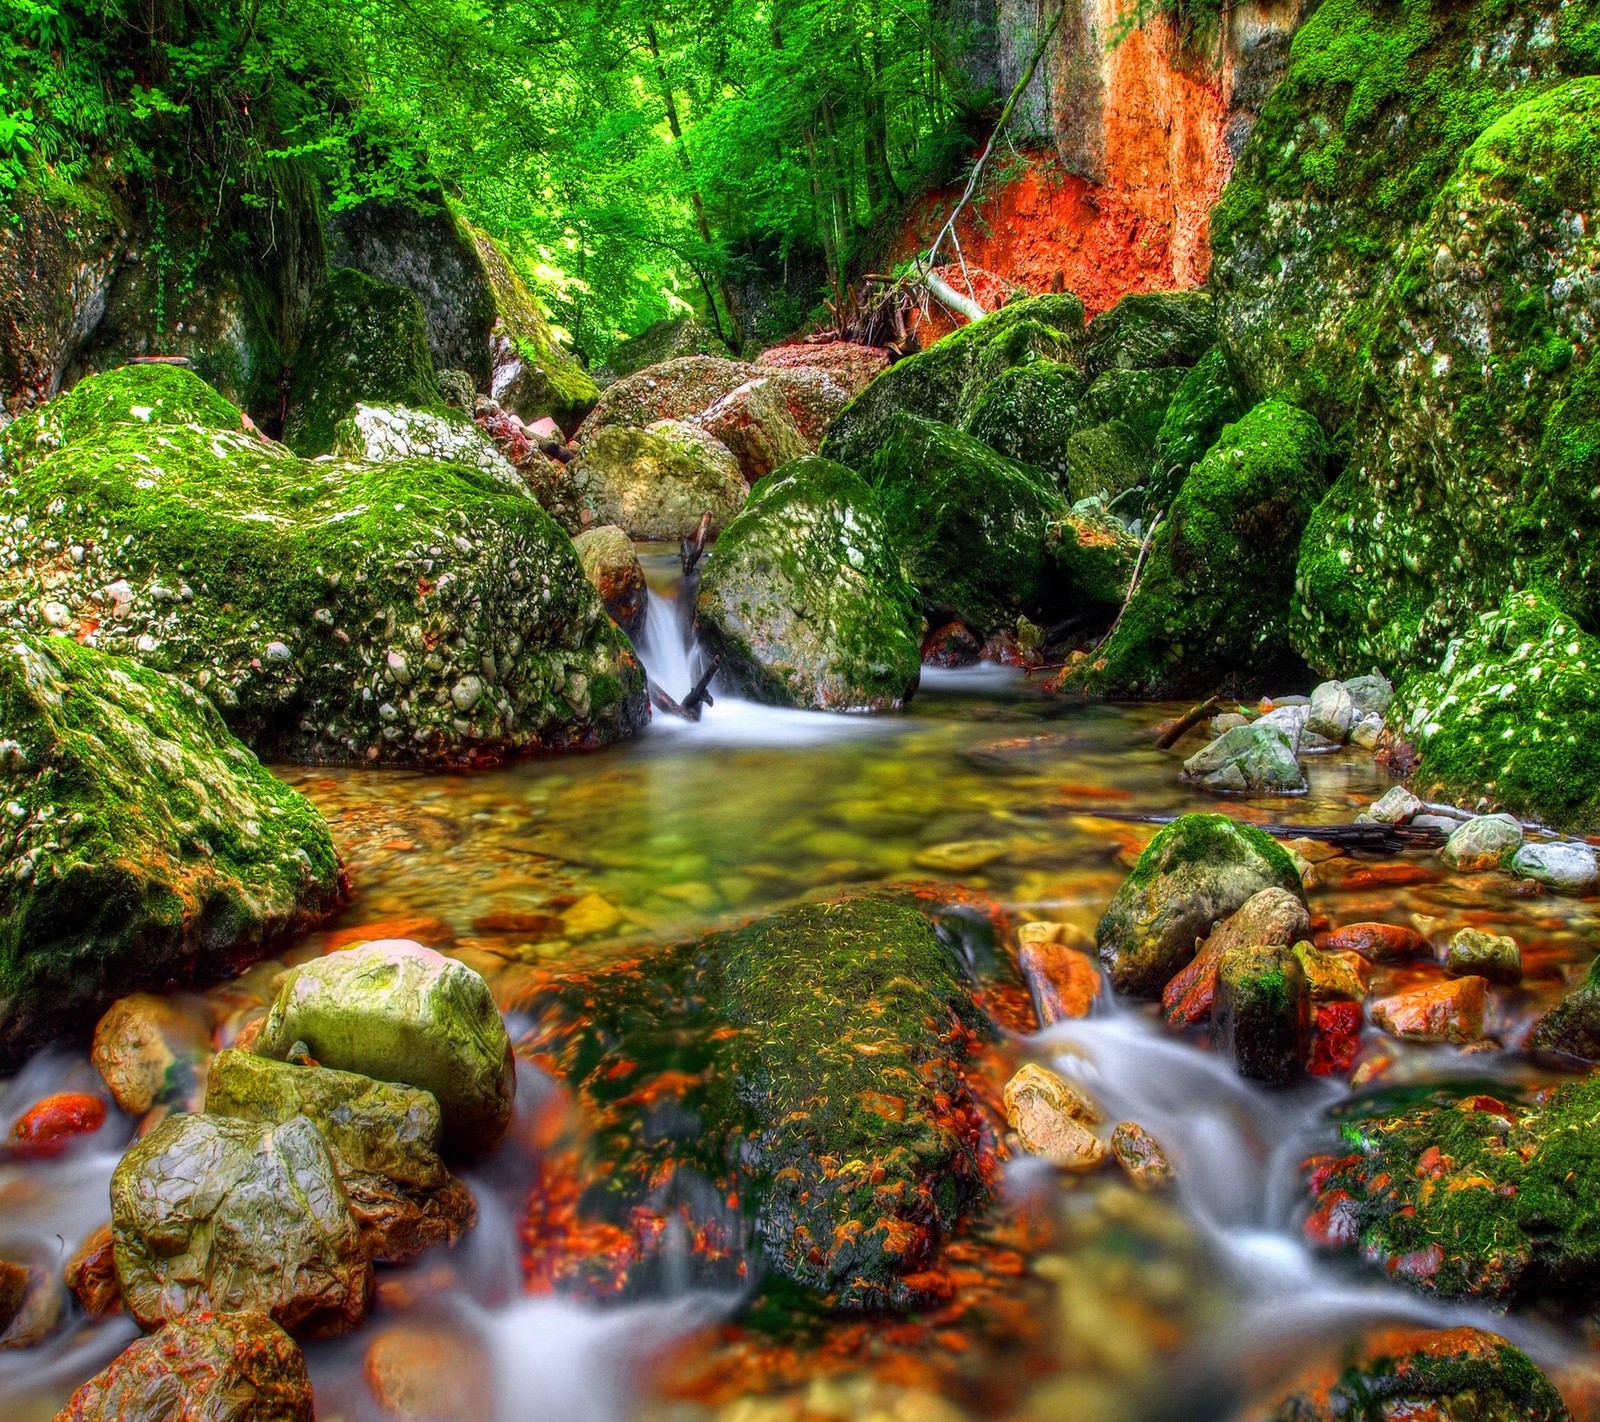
[0,364,646,767]
[1071,401,1328,698]
[1081,291,1215,380]
[1390,592,1600,833]
[283,268,442,456]
[330,402,516,482]
[1259,1328,1570,1422]
[569,419,747,539]
[695,457,922,711]
[572,525,647,637]
[111,1112,371,1333]
[1302,1077,1600,1314]
[961,360,1091,488]
[1097,814,1305,999]
[1084,366,1187,453]
[518,893,1002,1310]
[576,356,759,443]
[820,294,1086,472]
[1148,347,1246,515]
[1062,421,1151,505]
[1291,74,1600,677]
[1045,511,1140,606]
[1530,956,1600,1061]
[607,316,730,378]
[1214,943,1309,1085]
[0,632,346,1069]
[861,413,1068,634]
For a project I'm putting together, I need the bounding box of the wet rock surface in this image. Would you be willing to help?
[569,419,746,540]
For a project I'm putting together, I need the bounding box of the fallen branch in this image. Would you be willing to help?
[1044,808,1448,853]
[682,655,719,718]
[681,510,714,575]
[1155,694,1222,751]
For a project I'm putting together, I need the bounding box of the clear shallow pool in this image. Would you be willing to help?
[3,572,1599,1422]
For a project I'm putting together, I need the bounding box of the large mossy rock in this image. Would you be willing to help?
[569,420,747,540]
[283,268,442,456]
[695,457,922,711]
[572,525,647,637]
[1292,74,1600,675]
[961,360,1091,489]
[520,894,1003,1310]
[820,294,1086,472]
[1303,1077,1600,1314]
[1259,1328,1570,1422]
[55,1310,315,1422]
[330,402,516,481]
[1073,401,1328,698]
[606,317,730,379]
[1149,347,1245,513]
[0,364,646,767]
[1097,814,1305,999]
[111,1112,371,1333]
[1045,511,1140,607]
[255,939,514,1155]
[1392,592,1600,832]
[576,356,759,442]
[860,413,1068,635]
[1081,290,1216,380]
[0,632,345,1069]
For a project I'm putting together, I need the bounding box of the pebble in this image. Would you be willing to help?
[1004,1063,1107,1170]
[1370,977,1486,1043]
[561,893,623,938]
[1441,813,1524,870]
[1512,841,1600,895]
[1446,927,1521,985]
[1110,1122,1173,1191]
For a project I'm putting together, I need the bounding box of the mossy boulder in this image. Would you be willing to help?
[1045,510,1140,606]
[695,457,922,711]
[111,1112,371,1334]
[607,316,730,379]
[1214,943,1309,1085]
[572,525,648,637]
[1303,1077,1600,1313]
[820,294,1086,472]
[255,939,514,1156]
[330,402,516,482]
[0,632,346,1069]
[1097,814,1305,999]
[569,419,747,539]
[576,356,758,442]
[518,894,1002,1309]
[1291,74,1600,677]
[1062,421,1152,505]
[283,268,442,456]
[961,360,1091,488]
[0,364,646,767]
[1084,366,1187,453]
[1260,1328,1570,1422]
[1391,591,1600,833]
[1530,957,1600,1061]
[1149,347,1246,513]
[1072,401,1328,698]
[861,413,1068,635]
[1081,290,1215,380]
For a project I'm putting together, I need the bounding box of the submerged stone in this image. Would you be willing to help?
[0,633,345,1069]
[111,1112,370,1333]
[518,894,1006,1310]
[255,940,514,1156]
[1098,814,1304,1000]
[695,457,922,711]
[0,364,646,768]
[1441,814,1524,870]
[1370,978,1486,1044]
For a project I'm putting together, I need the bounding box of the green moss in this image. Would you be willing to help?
[820,294,1085,471]
[1075,401,1328,698]
[1149,347,1245,512]
[1062,421,1151,505]
[283,268,443,456]
[0,631,346,1067]
[607,316,730,377]
[695,456,922,712]
[961,359,1090,486]
[860,412,1068,634]
[1045,510,1140,606]
[0,364,647,766]
[1391,591,1600,832]
[1084,366,1186,453]
[1081,290,1215,379]
[1308,1075,1600,1313]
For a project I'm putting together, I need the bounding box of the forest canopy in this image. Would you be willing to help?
[1,0,996,358]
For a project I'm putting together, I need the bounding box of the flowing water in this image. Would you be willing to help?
[3,548,1600,1420]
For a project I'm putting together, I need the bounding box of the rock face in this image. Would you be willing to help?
[0,632,346,1069]
[572,526,648,637]
[1070,400,1326,697]
[1258,1327,1570,1422]
[695,458,922,712]
[1303,1078,1600,1313]
[255,940,514,1155]
[519,894,1004,1310]
[1097,814,1304,999]
[54,1310,315,1422]
[861,413,1068,635]
[111,1112,371,1333]
[0,364,647,768]
[283,268,443,456]
[569,420,747,540]
[1391,593,1600,833]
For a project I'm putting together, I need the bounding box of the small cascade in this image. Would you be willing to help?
[633,584,702,706]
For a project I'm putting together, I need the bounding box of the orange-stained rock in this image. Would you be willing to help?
[1319,922,1429,963]
[52,1310,313,1422]
[64,1225,120,1317]
[91,992,210,1116]
[322,914,456,953]
[9,1093,106,1156]
[0,1259,25,1335]
[1162,888,1310,1028]
[1308,1002,1364,1077]
[1371,977,1487,1044]
[1003,1063,1106,1170]
[364,1323,494,1421]
[1019,940,1101,1023]
[1110,1121,1173,1190]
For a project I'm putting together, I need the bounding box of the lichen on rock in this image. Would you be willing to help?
[569,419,746,539]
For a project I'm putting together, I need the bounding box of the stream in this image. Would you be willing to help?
[3,545,1599,1420]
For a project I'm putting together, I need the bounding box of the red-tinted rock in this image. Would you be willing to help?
[1319,922,1429,962]
[1308,1002,1363,1077]
[695,378,809,483]
[53,1310,314,1422]
[9,1093,106,1156]
[364,1323,494,1421]
[65,1225,121,1316]
[757,341,889,396]
[1162,888,1310,1029]
[922,620,982,668]
[1371,978,1487,1044]
[1019,940,1101,1023]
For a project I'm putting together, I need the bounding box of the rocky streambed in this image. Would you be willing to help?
[3,650,1600,1422]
